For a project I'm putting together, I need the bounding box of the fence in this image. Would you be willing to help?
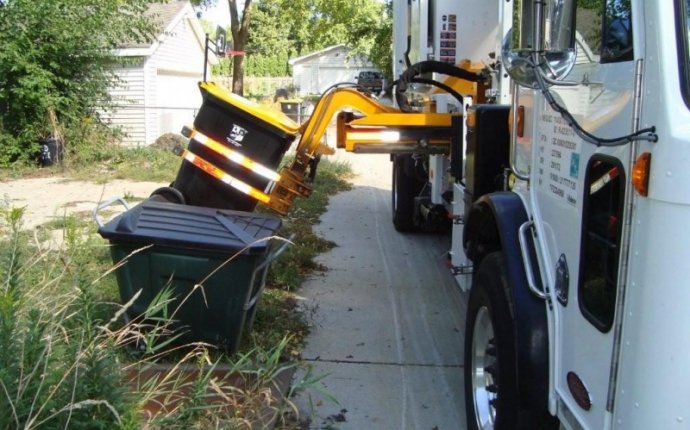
[105,77,296,146]
[215,76,293,99]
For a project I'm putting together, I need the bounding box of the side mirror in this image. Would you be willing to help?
[502,0,577,88]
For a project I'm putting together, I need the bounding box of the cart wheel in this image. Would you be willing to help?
[149,186,186,204]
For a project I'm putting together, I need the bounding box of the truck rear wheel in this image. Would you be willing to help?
[392,154,424,232]
[464,252,557,430]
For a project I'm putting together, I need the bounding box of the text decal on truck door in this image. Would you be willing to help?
[536,105,583,207]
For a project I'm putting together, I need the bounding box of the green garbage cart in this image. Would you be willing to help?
[95,199,287,352]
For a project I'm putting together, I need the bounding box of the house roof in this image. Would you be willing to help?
[288,44,348,66]
[121,1,188,49]
[115,0,214,63]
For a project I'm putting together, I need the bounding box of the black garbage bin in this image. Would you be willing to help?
[97,199,284,352]
[38,137,64,167]
[174,82,299,212]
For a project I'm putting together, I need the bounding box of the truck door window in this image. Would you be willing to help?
[576,0,604,63]
[579,156,625,332]
[678,0,690,107]
[601,0,633,62]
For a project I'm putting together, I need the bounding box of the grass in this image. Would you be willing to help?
[0,145,181,184]
[0,143,353,428]
[66,147,182,183]
[262,157,353,291]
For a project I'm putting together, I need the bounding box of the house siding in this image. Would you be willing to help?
[105,59,147,146]
[109,2,210,146]
[291,46,378,95]
[154,15,206,75]
[150,13,205,143]
[143,57,159,145]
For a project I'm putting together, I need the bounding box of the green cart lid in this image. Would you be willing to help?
[98,200,282,254]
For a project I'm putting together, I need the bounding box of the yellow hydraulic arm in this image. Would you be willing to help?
[175,62,487,216]
[266,87,457,215]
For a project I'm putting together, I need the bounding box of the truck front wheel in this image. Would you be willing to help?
[464,252,557,430]
[465,252,518,429]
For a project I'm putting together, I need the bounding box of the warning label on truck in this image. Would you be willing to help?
[535,109,582,207]
[439,14,457,64]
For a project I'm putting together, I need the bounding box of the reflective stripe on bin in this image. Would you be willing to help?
[182,127,281,182]
[181,150,271,204]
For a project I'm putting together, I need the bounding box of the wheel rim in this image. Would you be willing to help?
[472,306,497,430]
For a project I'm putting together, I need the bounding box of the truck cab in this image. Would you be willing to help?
[387,1,690,429]
[178,1,690,428]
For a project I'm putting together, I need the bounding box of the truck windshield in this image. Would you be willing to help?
[681,0,690,106]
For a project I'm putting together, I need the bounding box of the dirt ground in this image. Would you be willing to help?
[1,176,166,230]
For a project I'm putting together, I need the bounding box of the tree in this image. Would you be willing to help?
[367,0,393,79]
[197,0,391,89]
[0,0,157,165]
[244,0,291,76]
[278,0,391,72]
[248,0,392,78]
[228,0,253,95]
[193,0,252,95]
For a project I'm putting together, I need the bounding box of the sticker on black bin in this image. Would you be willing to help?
[227,124,248,147]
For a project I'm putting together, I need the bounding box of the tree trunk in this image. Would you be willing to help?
[228,0,253,96]
[231,51,245,95]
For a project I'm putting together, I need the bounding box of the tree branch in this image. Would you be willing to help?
[240,0,253,37]
[228,0,240,39]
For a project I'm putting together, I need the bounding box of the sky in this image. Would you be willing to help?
[197,1,231,28]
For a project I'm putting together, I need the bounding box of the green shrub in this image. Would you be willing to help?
[0,0,157,167]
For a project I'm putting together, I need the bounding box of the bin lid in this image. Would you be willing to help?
[200,82,300,136]
[98,200,282,254]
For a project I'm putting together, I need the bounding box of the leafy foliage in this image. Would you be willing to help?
[255,0,392,78]
[243,0,292,77]
[0,0,157,166]
[202,0,392,82]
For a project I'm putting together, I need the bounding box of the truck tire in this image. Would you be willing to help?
[392,154,424,232]
[464,252,557,430]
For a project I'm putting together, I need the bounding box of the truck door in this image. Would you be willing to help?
[527,1,637,428]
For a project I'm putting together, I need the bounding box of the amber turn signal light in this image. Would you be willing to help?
[631,152,651,197]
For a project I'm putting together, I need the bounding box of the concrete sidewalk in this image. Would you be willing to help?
[295,153,468,429]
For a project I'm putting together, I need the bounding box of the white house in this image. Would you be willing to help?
[105,1,216,146]
[289,45,380,96]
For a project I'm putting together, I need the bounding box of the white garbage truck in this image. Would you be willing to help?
[382,1,689,429]
[178,1,690,428]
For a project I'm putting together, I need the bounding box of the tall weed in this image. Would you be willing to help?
[0,209,323,429]
[0,208,137,429]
